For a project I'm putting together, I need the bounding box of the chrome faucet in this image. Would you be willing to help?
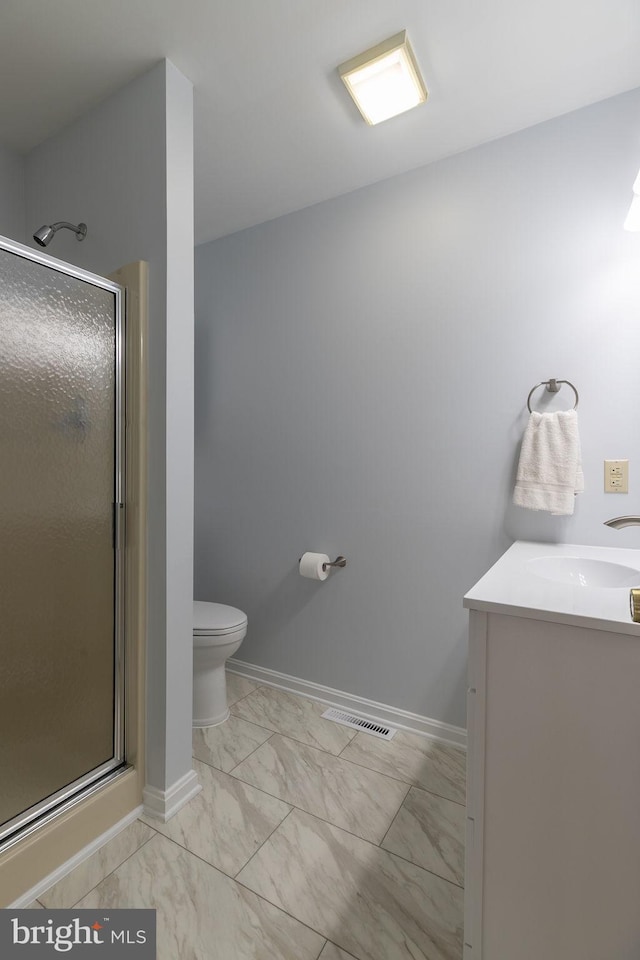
[604,516,640,529]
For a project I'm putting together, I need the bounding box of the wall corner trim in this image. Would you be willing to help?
[228,659,467,749]
[142,769,201,823]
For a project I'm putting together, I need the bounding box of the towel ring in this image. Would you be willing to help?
[527,378,579,413]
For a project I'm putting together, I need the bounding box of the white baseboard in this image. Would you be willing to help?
[142,768,201,823]
[9,806,144,908]
[228,659,467,749]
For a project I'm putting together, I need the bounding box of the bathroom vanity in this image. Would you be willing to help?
[463,541,640,960]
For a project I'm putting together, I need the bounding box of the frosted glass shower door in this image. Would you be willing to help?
[0,238,125,844]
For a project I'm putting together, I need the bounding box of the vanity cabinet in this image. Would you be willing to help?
[464,543,640,960]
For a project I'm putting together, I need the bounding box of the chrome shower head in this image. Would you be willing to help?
[33,221,87,247]
[33,224,56,247]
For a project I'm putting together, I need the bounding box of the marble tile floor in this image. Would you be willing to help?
[31,674,466,960]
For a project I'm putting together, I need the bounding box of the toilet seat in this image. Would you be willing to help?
[193,601,248,646]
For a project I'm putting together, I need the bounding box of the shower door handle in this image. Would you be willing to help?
[112,502,125,551]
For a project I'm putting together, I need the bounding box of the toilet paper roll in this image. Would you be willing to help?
[299,552,330,581]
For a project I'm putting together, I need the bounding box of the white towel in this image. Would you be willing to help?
[513,409,584,516]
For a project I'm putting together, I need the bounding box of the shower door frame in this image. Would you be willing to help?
[0,234,127,849]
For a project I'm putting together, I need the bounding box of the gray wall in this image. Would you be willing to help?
[195,87,640,730]
[0,142,25,242]
[25,60,195,791]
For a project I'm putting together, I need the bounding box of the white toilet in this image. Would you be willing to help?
[193,601,248,727]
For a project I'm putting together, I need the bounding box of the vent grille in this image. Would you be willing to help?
[321,708,396,740]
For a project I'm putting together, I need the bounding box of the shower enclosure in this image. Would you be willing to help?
[0,235,125,849]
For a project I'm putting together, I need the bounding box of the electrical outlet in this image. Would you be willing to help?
[605,459,629,493]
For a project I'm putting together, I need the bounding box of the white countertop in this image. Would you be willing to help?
[464,540,640,636]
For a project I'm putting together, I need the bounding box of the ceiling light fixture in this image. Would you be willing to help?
[623,168,640,231]
[338,30,427,126]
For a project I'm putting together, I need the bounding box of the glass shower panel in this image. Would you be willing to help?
[0,247,120,832]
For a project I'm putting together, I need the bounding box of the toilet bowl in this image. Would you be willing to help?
[193,601,248,727]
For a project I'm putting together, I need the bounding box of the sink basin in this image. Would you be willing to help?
[465,541,640,631]
[526,556,640,589]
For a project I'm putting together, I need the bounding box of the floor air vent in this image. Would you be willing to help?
[321,708,396,740]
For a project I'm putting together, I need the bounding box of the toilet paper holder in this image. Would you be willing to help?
[298,555,347,571]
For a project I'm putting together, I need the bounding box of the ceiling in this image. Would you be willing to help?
[2,1,640,244]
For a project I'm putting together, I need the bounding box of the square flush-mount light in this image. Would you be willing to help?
[338,30,428,126]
